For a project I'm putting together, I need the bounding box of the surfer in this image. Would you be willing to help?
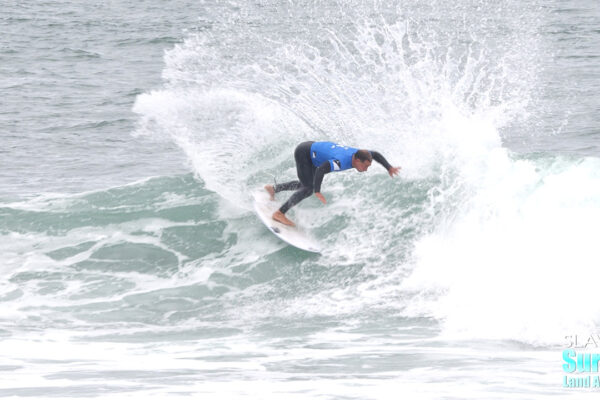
[265,141,400,226]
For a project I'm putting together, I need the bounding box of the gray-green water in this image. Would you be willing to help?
[2,0,600,398]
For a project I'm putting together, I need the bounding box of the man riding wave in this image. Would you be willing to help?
[265,141,400,226]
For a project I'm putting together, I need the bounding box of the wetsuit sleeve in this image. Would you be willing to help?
[370,151,393,171]
[313,161,331,193]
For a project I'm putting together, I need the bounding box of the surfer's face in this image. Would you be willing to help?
[355,159,371,172]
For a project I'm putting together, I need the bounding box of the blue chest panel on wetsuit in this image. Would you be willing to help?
[310,142,358,171]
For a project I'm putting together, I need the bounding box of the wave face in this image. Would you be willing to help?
[3,0,600,398]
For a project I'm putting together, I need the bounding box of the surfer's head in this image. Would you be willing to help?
[353,150,372,172]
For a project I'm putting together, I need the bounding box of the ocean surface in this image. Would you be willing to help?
[2,0,600,398]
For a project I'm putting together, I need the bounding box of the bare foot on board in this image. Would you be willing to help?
[272,210,295,227]
[264,185,275,201]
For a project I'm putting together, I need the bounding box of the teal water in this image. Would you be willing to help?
[2,0,600,398]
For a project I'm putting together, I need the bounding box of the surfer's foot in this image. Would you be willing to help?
[264,185,275,201]
[272,210,295,227]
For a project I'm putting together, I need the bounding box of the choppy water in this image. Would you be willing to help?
[2,0,600,398]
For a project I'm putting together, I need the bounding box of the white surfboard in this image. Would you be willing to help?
[252,190,321,253]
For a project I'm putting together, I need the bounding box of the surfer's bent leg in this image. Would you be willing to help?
[271,141,315,194]
[278,141,316,214]
[274,181,302,192]
[279,186,312,214]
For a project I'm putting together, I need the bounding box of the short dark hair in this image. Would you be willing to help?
[354,149,372,162]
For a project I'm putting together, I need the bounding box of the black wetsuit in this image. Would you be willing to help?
[274,141,393,214]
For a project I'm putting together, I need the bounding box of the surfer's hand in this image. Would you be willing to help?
[388,166,401,177]
[315,192,327,204]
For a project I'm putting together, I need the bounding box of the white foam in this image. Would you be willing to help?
[133,87,310,207]
[403,146,600,344]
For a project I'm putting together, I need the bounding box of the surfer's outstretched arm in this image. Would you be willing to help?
[370,151,401,177]
[313,161,331,204]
